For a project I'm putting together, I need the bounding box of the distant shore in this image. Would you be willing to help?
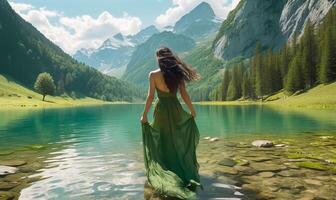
[195,82,336,109]
[0,97,129,109]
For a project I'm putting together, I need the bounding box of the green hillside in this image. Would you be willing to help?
[0,0,142,102]
[0,75,107,108]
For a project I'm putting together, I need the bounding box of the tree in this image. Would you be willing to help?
[221,70,231,101]
[319,11,336,84]
[285,52,304,94]
[242,70,252,98]
[34,72,56,101]
[301,20,317,88]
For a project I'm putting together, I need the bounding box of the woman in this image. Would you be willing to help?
[140,47,201,200]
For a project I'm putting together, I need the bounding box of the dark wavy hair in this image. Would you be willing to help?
[156,47,200,93]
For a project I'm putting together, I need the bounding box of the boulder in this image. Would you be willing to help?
[252,140,274,148]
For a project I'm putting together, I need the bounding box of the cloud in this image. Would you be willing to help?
[9,1,142,54]
[9,2,33,12]
[155,0,241,28]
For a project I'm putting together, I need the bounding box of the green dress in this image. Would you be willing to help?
[142,88,201,200]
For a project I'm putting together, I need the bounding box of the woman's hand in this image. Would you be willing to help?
[140,115,148,124]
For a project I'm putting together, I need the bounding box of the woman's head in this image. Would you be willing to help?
[156,47,200,93]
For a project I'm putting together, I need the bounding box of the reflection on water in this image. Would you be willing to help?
[0,105,335,199]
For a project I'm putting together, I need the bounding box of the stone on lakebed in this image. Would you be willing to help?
[252,140,274,148]
[218,158,237,167]
[0,160,26,167]
[210,137,219,142]
[0,166,18,176]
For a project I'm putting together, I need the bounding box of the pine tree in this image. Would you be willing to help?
[221,69,231,101]
[242,70,252,98]
[286,51,304,93]
[254,43,264,99]
[319,25,334,84]
[301,20,317,88]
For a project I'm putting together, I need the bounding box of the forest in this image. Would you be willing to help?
[210,7,336,101]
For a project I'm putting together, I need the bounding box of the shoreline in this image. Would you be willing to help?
[0,98,131,110]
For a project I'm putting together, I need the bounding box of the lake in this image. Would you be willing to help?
[0,104,335,199]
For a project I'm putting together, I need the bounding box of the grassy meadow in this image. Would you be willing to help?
[0,75,109,109]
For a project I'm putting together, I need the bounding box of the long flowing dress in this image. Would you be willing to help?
[141,88,201,200]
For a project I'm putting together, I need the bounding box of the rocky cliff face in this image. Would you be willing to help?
[214,0,336,60]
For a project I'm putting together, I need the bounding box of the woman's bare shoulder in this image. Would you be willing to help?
[149,69,161,77]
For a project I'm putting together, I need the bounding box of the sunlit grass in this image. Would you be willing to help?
[0,75,108,109]
[195,82,336,109]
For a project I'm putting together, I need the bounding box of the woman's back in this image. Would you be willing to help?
[150,69,174,94]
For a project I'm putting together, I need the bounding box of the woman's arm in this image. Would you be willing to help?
[140,72,155,123]
[179,80,196,117]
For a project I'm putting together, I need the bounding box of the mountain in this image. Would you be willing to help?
[129,25,160,44]
[73,26,159,78]
[173,2,222,39]
[74,33,135,78]
[213,0,336,60]
[122,31,196,87]
[0,0,142,101]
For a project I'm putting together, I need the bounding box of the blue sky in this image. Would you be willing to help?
[9,0,240,54]
[10,0,172,27]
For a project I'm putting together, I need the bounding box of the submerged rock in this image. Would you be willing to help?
[215,166,238,175]
[0,181,19,190]
[218,158,237,167]
[0,166,18,176]
[210,137,219,142]
[252,140,274,148]
[250,162,286,172]
[0,191,15,200]
[258,172,275,178]
[234,166,258,176]
[0,160,26,167]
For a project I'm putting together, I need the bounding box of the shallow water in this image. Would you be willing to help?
[0,104,335,199]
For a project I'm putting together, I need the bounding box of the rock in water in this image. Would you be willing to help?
[210,137,219,142]
[204,137,211,140]
[218,158,237,167]
[0,166,18,176]
[252,140,274,148]
[0,160,26,167]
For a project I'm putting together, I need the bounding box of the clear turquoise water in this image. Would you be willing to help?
[0,104,335,199]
